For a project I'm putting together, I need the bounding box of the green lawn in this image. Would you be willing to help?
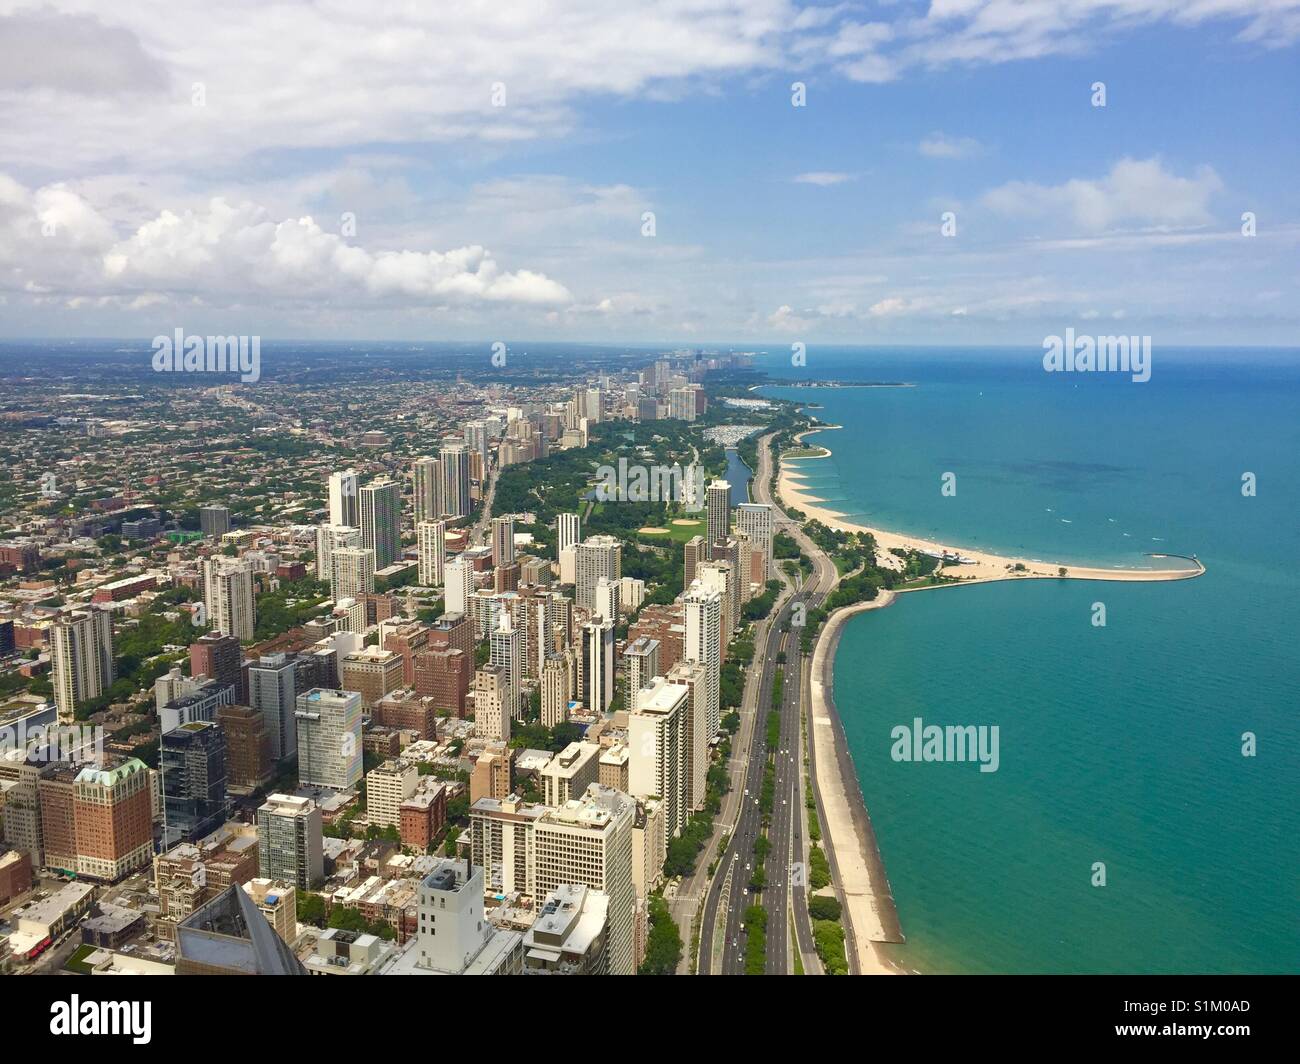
[636,518,706,544]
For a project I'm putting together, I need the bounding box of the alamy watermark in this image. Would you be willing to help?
[152,329,261,383]
[1043,328,1150,383]
[890,717,1000,773]
[594,458,705,511]
[0,722,105,765]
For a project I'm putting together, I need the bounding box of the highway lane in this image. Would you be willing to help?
[698,430,841,975]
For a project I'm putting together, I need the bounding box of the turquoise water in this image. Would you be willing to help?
[760,349,1300,973]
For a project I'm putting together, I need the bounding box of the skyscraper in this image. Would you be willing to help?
[417,519,446,586]
[594,578,620,624]
[622,637,660,698]
[444,557,473,616]
[315,523,360,593]
[161,720,228,847]
[248,654,298,762]
[489,610,522,720]
[294,688,363,791]
[629,678,689,839]
[439,440,471,519]
[575,535,622,612]
[328,470,360,527]
[684,534,707,590]
[464,420,490,468]
[706,479,731,558]
[50,607,114,723]
[533,785,636,975]
[557,512,581,556]
[360,479,401,570]
[735,503,774,582]
[581,619,615,714]
[202,556,255,642]
[683,581,723,739]
[199,504,231,539]
[412,456,444,524]
[189,632,242,701]
[491,515,515,568]
[256,793,324,890]
[473,664,510,742]
[331,546,376,601]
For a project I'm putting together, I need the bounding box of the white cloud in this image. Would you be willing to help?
[0,176,572,311]
[981,158,1224,232]
[918,132,982,159]
[792,171,855,186]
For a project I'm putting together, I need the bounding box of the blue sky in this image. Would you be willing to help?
[1,1,1297,345]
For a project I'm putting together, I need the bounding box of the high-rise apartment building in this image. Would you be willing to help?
[443,557,473,616]
[416,519,446,586]
[50,607,114,723]
[216,703,273,794]
[683,581,723,740]
[488,610,522,721]
[629,679,689,840]
[574,535,622,612]
[199,504,231,538]
[161,721,228,847]
[666,659,710,811]
[295,688,363,791]
[473,664,510,742]
[684,534,707,590]
[248,653,299,762]
[735,502,774,582]
[256,793,324,890]
[622,637,660,699]
[439,440,471,519]
[541,650,573,728]
[41,759,153,882]
[396,859,523,975]
[412,456,444,524]
[189,632,242,701]
[202,556,255,643]
[594,578,619,624]
[540,741,601,808]
[315,523,361,593]
[331,546,376,601]
[491,515,515,568]
[706,479,731,558]
[557,512,581,557]
[360,479,401,570]
[366,760,418,829]
[533,785,637,975]
[581,619,615,715]
[328,470,360,527]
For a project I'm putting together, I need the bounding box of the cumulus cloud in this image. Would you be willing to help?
[981,158,1224,231]
[0,176,571,310]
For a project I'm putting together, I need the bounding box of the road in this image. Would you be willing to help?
[696,431,839,974]
[468,466,498,546]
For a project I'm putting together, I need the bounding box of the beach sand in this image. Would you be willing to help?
[779,435,1204,585]
[810,591,906,975]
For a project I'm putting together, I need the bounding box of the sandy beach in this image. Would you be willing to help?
[779,429,1204,585]
[809,591,906,975]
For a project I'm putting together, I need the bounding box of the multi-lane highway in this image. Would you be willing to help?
[697,431,839,974]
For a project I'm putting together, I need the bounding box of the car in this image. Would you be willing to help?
[739,922,746,933]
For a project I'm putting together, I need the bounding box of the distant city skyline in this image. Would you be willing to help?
[2,3,1297,346]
